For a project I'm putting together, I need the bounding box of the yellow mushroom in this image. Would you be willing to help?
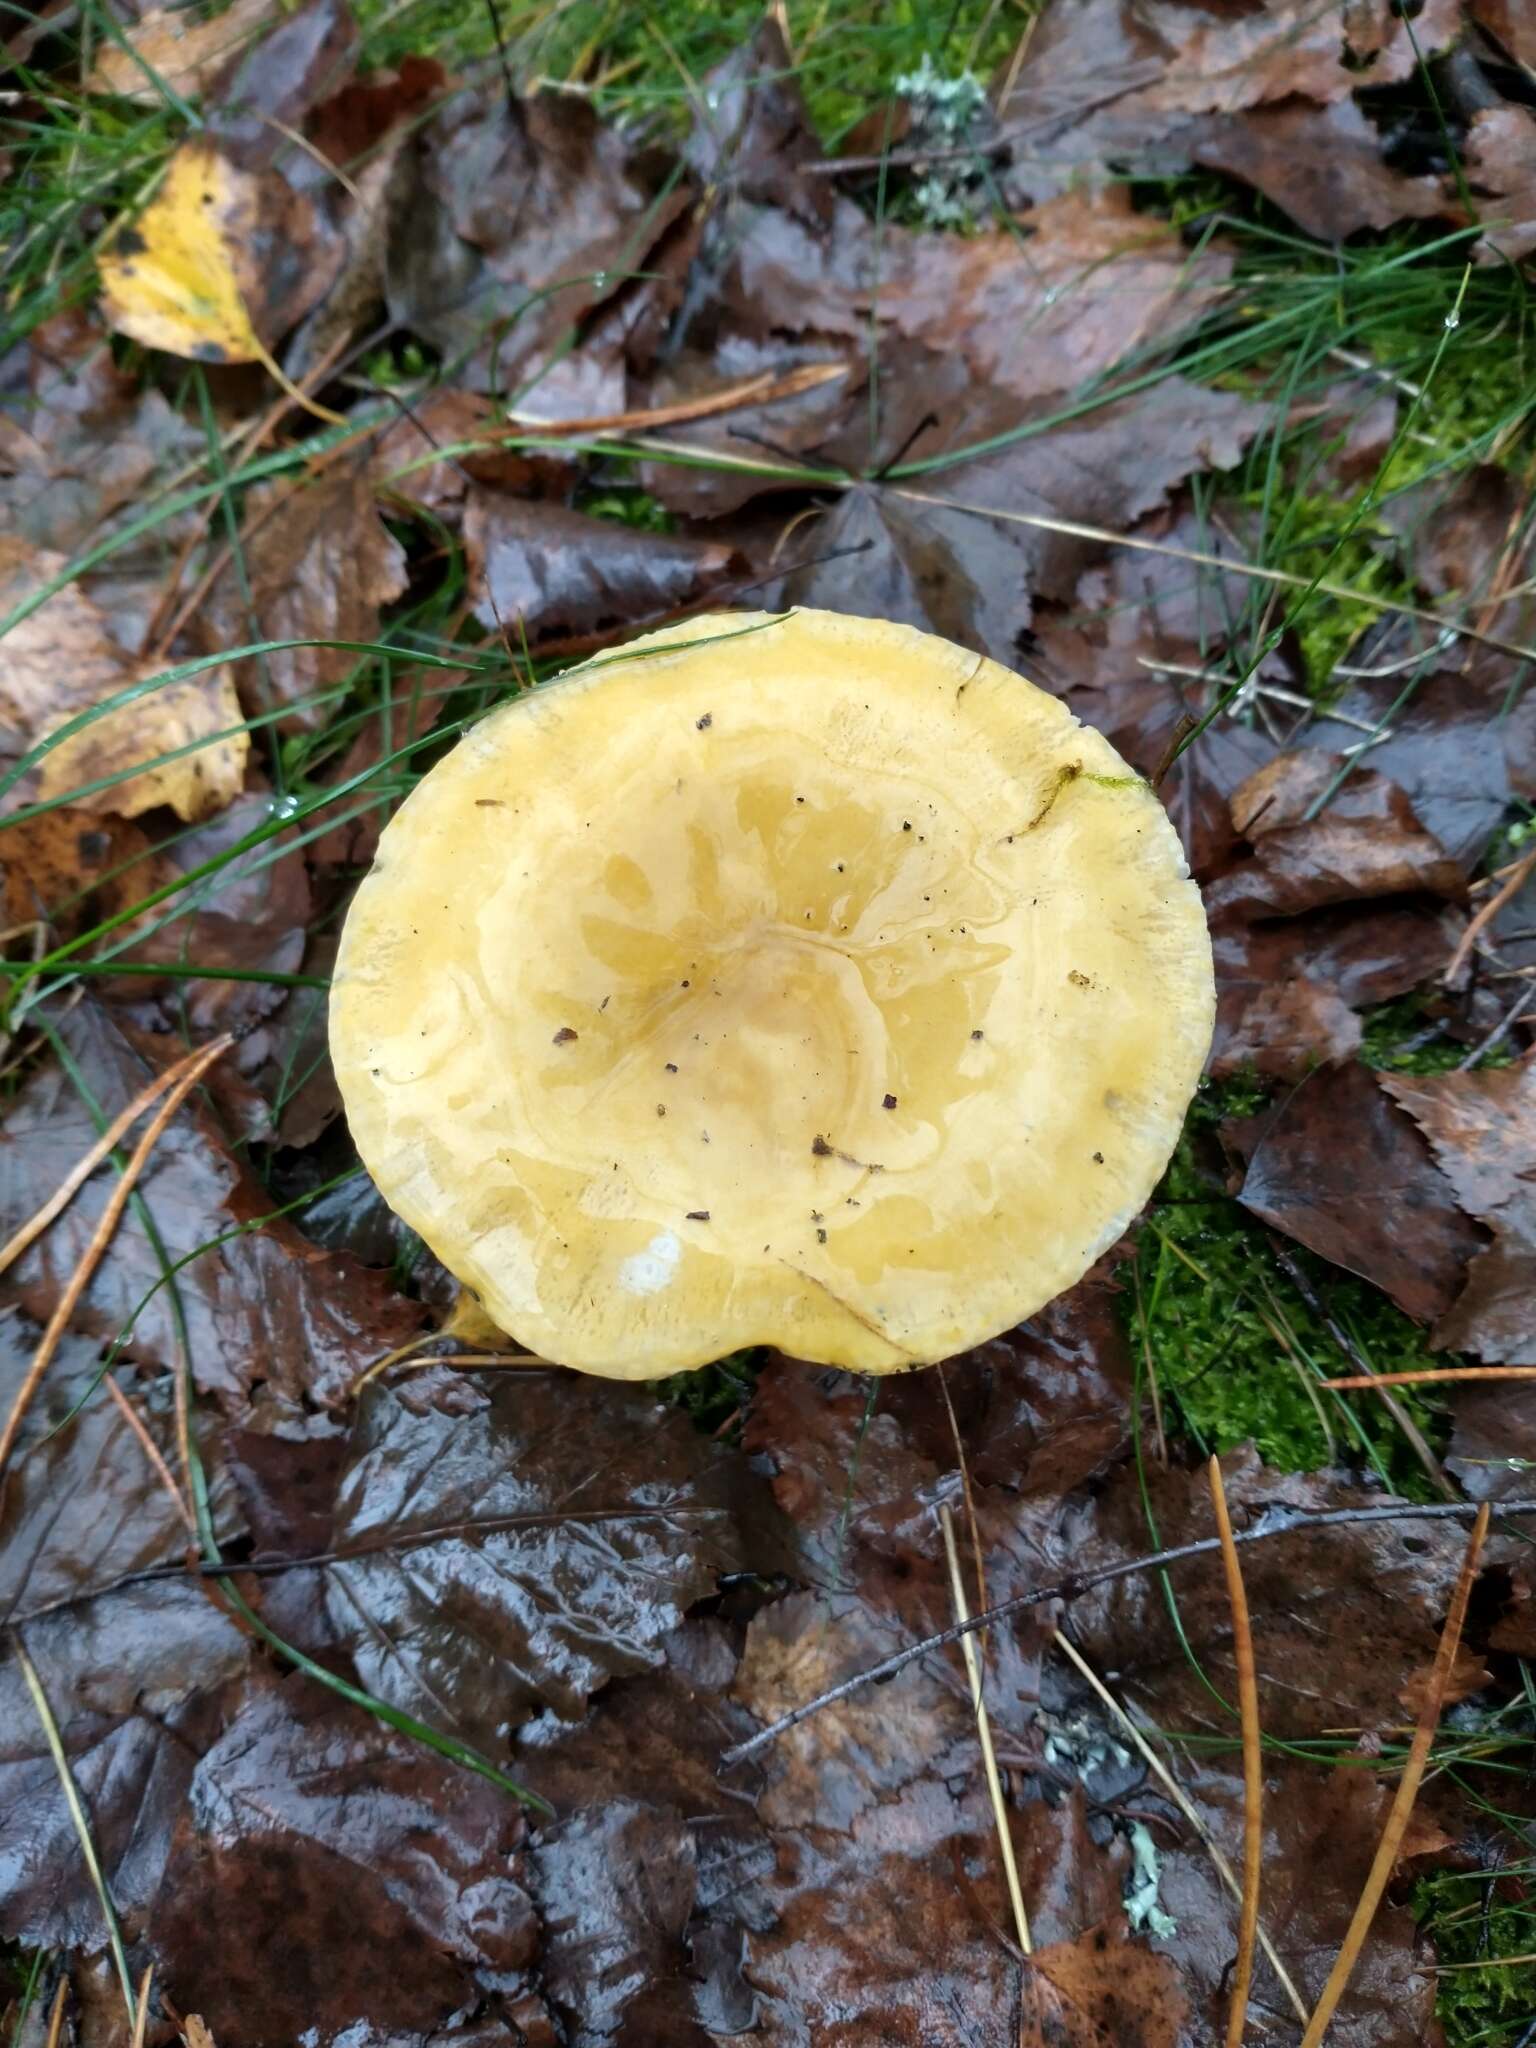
[330,608,1213,1378]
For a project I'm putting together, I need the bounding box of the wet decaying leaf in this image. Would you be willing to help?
[148,1675,536,2048]
[200,465,408,730]
[15,2,1536,2040]
[1151,1753,1440,2046]
[0,309,205,557]
[0,1003,424,1427]
[84,0,276,104]
[0,1583,247,1953]
[323,1370,769,1745]
[0,537,247,823]
[464,493,742,647]
[385,88,687,401]
[1234,1059,1487,1323]
[1068,1448,1471,1741]
[1384,1057,1536,1362]
[995,0,1462,232]
[1466,106,1536,262]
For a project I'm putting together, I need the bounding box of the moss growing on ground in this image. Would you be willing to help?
[1414,1869,1536,2048]
[1130,1082,1448,1494]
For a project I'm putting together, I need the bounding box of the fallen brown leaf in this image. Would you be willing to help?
[996,0,1462,232]
[1212,751,1466,919]
[1189,97,1451,242]
[199,465,407,730]
[1383,1055,1536,1362]
[385,87,689,400]
[0,537,247,823]
[1068,1449,1474,1741]
[1467,105,1536,262]
[0,309,205,557]
[322,1368,774,1745]
[0,1003,425,1428]
[1021,1925,1189,2047]
[1235,1060,1486,1324]
[84,0,276,104]
[463,494,741,647]
[206,0,360,169]
[1471,0,1536,65]
[147,1674,535,2047]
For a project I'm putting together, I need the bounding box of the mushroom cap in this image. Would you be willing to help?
[330,608,1213,1378]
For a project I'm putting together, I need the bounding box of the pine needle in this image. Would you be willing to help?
[938,1502,1032,1956]
[1298,1503,1490,2048]
[1050,1628,1310,2025]
[1208,1456,1263,2048]
[0,1034,232,1480]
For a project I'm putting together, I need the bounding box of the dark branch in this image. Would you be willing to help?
[717,1496,1536,1768]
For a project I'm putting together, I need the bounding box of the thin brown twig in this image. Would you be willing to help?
[1298,1504,1490,2048]
[1444,844,1536,985]
[129,1963,155,2048]
[0,1055,192,1277]
[103,1376,195,1532]
[718,1497,1535,1768]
[497,360,849,438]
[43,1975,68,2048]
[936,1361,989,1613]
[939,1503,1032,1956]
[1323,1367,1536,1390]
[0,1035,232,1482]
[1208,1457,1262,2048]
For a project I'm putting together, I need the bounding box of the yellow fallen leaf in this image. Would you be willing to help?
[85,0,276,105]
[0,537,248,824]
[98,139,264,364]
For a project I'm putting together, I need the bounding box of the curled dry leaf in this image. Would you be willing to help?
[99,139,342,364]
[1234,1059,1486,1323]
[0,537,247,823]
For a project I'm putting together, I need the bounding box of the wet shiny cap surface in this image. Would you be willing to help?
[329,608,1214,1377]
